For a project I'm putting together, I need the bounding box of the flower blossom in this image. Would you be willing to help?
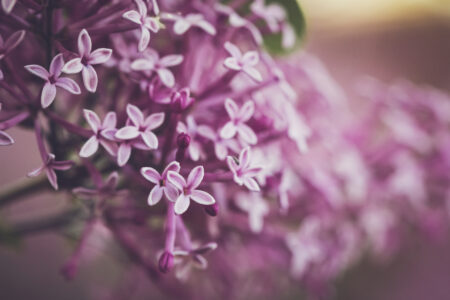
[27,153,74,190]
[223,42,262,82]
[25,54,81,108]
[122,0,161,52]
[220,98,258,145]
[73,172,125,198]
[131,49,183,88]
[79,110,118,158]
[197,125,240,160]
[227,147,263,192]
[162,13,216,36]
[63,29,112,93]
[115,104,164,166]
[141,161,180,205]
[235,192,269,233]
[167,166,216,215]
[173,242,217,280]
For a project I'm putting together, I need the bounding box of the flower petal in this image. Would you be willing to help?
[220,122,237,139]
[190,190,215,205]
[148,186,164,205]
[126,104,144,126]
[79,136,99,157]
[135,0,147,16]
[164,185,179,201]
[187,165,204,190]
[41,82,57,108]
[144,112,165,130]
[102,112,117,129]
[0,130,14,146]
[27,165,44,177]
[224,98,239,119]
[138,27,150,52]
[167,171,186,191]
[215,143,227,160]
[99,140,118,156]
[223,57,241,70]
[156,68,175,88]
[131,58,155,70]
[224,42,241,59]
[25,64,49,80]
[141,131,158,149]
[174,194,190,215]
[55,77,81,94]
[242,51,259,67]
[83,109,101,132]
[62,58,83,74]
[2,0,17,13]
[141,167,160,183]
[89,48,112,65]
[239,146,251,168]
[243,177,260,192]
[163,161,181,177]
[123,10,142,24]
[78,29,92,57]
[115,126,140,140]
[238,101,255,122]
[50,53,64,77]
[242,65,262,82]
[117,143,132,166]
[4,30,25,52]
[237,124,257,145]
[46,168,59,190]
[82,65,98,92]
[196,20,216,35]
[173,19,191,35]
[159,55,184,67]
[227,156,239,173]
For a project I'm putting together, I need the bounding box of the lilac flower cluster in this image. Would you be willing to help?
[0,0,449,299]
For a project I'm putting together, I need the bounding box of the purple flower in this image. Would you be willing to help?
[173,242,217,280]
[141,161,180,206]
[131,49,183,88]
[227,147,263,192]
[235,192,269,233]
[0,104,14,146]
[1,0,16,14]
[27,153,74,190]
[167,166,216,215]
[115,104,164,166]
[163,13,216,36]
[73,172,125,198]
[197,125,240,160]
[250,0,286,32]
[220,98,257,145]
[25,54,81,108]
[223,42,262,82]
[62,29,112,93]
[79,110,118,158]
[122,0,161,52]
[171,87,194,112]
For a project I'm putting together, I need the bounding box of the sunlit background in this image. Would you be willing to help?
[0,0,449,299]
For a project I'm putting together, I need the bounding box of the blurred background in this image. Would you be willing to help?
[0,0,449,299]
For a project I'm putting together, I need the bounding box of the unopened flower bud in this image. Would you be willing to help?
[204,203,219,217]
[158,251,174,273]
[177,132,190,149]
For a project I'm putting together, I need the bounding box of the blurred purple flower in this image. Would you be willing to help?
[27,153,74,190]
[223,42,262,82]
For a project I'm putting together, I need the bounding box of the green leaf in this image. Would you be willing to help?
[263,0,307,55]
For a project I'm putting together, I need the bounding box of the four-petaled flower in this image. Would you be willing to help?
[197,124,240,160]
[223,42,262,82]
[220,98,257,145]
[79,109,118,158]
[131,49,183,88]
[173,242,217,280]
[123,0,161,52]
[73,172,126,198]
[167,166,216,215]
[141,161,180,205]
[166,13,216,36]
[227,147,263,191]
[63,29,112,93]
[27,153,74,190]
[235,192,269,233]
[115,104,164,166]
[25,54,81,108]
[250,0,285,32]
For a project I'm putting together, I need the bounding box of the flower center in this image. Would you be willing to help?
[48,75,57,84]
[81,56,89,66]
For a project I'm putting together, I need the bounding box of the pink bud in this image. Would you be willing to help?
[204,203,219,217]
[158,251,174,273]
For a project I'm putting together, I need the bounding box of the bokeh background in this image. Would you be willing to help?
[0,0,449,299]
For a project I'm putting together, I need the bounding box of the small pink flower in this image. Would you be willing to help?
[227,147,263,192]
[131,49,183,88]
[63,29,112,93]
[73,172,125,198]
[141,161,180,205]
[220,98,257,145]
[250,0,285,32]
[27,153,74,190]
[164,13,216,36]
[197,124,240,160]
[122,0,161,52]
[223,42,262,82]
[25,54,81,108]
[79,110,118,157]
[115,104,164,166]
[235,192,269,233]
[173,242,217,280]
[167,166,216,215]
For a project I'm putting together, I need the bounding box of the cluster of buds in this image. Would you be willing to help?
[0,0,449,299]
